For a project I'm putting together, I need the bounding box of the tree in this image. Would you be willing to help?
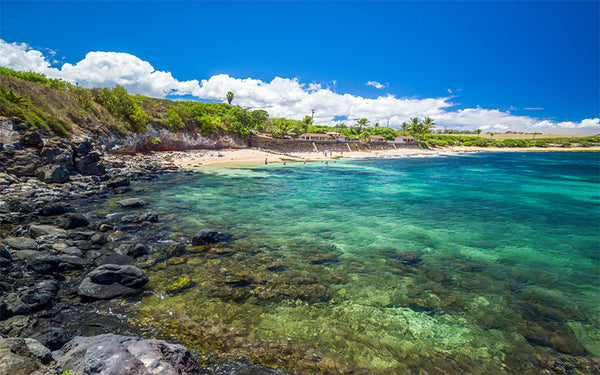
[355,118,370,133]
[302,115,313,133]
[422,117,436,129]
[476,129,482,137]
[226,91,234,105]
[406,117,434,142]
[400,121,410,135]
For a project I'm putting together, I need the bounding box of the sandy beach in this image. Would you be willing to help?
[151,145,600,169]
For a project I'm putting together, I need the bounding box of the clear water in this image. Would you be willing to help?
[97,152,600,373]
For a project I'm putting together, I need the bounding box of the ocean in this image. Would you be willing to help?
[93,152,600,373]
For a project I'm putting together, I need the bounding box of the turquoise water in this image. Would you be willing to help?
[101,152,600,373]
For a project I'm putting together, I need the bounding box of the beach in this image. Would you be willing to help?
[151,145,600,168]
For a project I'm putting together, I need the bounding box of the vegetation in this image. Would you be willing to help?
[1,67,598,148]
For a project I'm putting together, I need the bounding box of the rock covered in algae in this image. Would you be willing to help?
[166,276,194,294]
[192,229,232,246]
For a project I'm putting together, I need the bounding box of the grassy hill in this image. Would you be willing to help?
[0,67,268,139]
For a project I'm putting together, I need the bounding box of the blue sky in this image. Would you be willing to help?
[0,1,598,133]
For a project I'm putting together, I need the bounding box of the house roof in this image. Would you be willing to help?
[299,133,329,137]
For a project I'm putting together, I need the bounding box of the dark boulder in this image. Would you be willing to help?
[127,243,150,258]
[56,213,89,229]
[117,198,146,208]
[59,255,91,271]
[107,177,130,189]
[75,150,106,175]
[30,327,76,351]
[18,280,59,311]
[192,229,232,246]
[35,165,69,183]
[94,252,134,266]
[37,203,73,217]
[77,264,148,300]
[20,129,43,149]
[15,251,61,274]
[39,137,75,172]
[0,293,30,318]
[2,149,42,176]
[70,138,93,156]
[53,334,199,375]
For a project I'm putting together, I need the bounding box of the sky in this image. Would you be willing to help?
[0,0,598,134]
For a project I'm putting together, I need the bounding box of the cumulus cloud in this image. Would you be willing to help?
[0,39,597,134]
[366,81,386,89]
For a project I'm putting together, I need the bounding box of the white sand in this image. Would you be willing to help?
[151,145,600,169]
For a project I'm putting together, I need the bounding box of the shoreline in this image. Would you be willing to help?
[149,145,600,169]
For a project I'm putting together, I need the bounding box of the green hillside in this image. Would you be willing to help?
[0,67,268,138]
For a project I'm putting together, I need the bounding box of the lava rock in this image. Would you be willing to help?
[77,264,148,300]
[18,280,59,310]
[192,229,232,246]
[198,358,291,375]
[0,338,53,375]
[30,327,76,351]
[127,243,150,258]
[120,211,159,223]
[35,164,69,183]
[53,334,199,375]
[39,137,75,172]
[70,138,93,156]
[1,236,37,250]
[107,177,130,189]
[29,224,67,238]
[2,149,42,176]
[75,151,106,175]
[16,251,61,274]
[20,129,43,149]
[117,198,146,208]
[37,203,73,217]
[56,213,89,229]
[94,252,134,266]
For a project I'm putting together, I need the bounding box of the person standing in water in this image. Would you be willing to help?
[265,157,268,165]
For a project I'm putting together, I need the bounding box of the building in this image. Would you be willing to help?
[325,131,347,141]
[393,136,416,144]
[367,135,386,143]
[298,133,330,141]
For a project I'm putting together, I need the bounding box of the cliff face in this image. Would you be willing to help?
[99,125,249,153]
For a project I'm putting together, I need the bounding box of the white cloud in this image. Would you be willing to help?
[0,39,597,134]
[366,81,386,89]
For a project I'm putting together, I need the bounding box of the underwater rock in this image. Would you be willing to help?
[392,252,422,265]
[192,229,232,246]
[309,253,339,265]
[198,357,292,375]
[53,334,200,375]
[127,243,150,258]
[166,276,195,294]
[117,198,146,208]
[77,264,148,300]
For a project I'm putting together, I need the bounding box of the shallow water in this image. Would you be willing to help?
[93,152,600,373]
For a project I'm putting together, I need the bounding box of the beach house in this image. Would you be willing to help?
[298,133,330,141]
[325,131,347,141]
[393,136,416,144]
[367,135,386,143]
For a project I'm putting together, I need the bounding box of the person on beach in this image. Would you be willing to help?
[265,157,268,165]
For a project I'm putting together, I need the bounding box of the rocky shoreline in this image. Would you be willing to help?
[0,117,288,374]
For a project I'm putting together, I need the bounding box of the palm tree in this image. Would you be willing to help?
[400,121,410,135]
[355,118,370,133]
[422,117,436,129]
[476,129,482,137]
[302,115,313,133]
[226,91,234,105]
